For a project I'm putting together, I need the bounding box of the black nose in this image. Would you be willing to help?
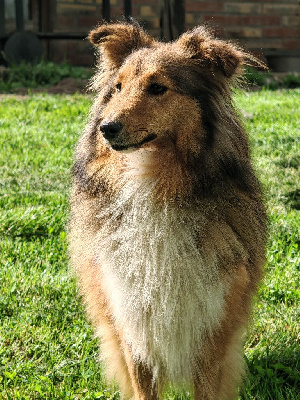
[100,121,123,140]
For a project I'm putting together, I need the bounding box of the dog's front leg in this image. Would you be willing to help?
[121,342,159,400]
[194,265,253,400]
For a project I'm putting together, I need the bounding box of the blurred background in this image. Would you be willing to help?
[0,0,299,71]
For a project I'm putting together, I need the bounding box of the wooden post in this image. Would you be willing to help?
[124,0,132,21]
[38,0,56,61]
[15,0,24,31]
[160,0,185,41]
[0,0,5,36]
[103,0,110,21]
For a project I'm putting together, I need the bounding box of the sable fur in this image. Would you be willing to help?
[69,22,267,400]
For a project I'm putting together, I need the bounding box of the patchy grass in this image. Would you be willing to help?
[244,67,300,90]
[0,90,299,399]
[0,61,92,92]
[1,62,299,94]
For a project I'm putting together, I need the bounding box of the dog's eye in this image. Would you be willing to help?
[147,83,168,96]
[116,83,122,92]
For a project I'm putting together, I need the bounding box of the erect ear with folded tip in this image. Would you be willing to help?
[88,23,155,68]
[176,26,247,78]
[211,42,245,78]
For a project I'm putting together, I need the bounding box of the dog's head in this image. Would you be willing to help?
[88,23,260,156]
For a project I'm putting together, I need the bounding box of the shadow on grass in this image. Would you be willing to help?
[243,349,299,400]
[0,207,66,240]
[284,188,300,211]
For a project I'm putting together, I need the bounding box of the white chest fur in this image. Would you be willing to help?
[95,178,229,385]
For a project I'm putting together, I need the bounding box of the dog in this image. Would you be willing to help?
[69,22,267,400]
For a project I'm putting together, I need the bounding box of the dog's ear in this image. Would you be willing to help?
[89,23,154,68]
[176,27,247,78]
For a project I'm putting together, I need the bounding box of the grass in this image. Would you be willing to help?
[0,89,299,399]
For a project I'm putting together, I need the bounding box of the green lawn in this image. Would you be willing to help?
[0,90,299,399]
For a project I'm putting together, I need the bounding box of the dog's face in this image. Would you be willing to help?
[98,47,203,153]
[89,23,252,156]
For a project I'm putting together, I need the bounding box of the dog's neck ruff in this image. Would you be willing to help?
[94,166,235,386]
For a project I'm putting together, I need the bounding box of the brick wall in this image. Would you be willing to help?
[51,0,106,65]
[186,0,300,56]
[50,0,162,65]
[48,0,299,69]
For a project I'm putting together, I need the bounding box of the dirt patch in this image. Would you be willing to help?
[42,77,89,94]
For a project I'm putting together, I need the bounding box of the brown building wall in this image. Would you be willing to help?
[3,0,300,69]
[186,1,300,54]
[51,0,300,69]
[48,0,162,65]
[185,0,300,71]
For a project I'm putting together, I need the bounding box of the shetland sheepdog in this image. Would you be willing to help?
[69,22,267,400]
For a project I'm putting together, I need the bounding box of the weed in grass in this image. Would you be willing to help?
[0,91,299,399]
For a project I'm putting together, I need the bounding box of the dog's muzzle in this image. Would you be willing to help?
[100,120,157,151]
